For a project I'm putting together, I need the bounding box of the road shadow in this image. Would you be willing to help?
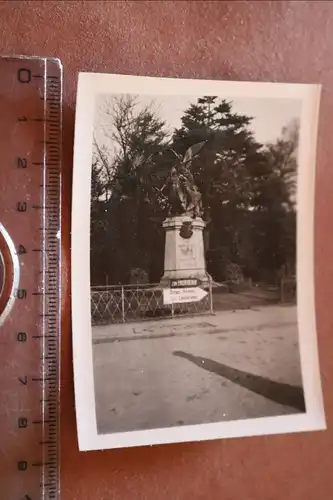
[173,350,305,412]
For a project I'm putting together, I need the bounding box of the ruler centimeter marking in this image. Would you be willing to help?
[0,57,62,500]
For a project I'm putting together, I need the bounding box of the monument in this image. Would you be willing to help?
[160,143,210,286]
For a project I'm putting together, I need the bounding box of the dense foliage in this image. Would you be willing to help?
[91,95,298,286]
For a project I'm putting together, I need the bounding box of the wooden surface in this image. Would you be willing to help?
[1,1,332,498]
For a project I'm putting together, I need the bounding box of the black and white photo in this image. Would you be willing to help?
[72,73,325,450]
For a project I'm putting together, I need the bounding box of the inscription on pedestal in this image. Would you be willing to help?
[178,241,196,268]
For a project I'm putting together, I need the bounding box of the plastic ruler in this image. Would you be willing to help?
[0,56,62,500]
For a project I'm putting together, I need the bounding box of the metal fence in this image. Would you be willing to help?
[91,281,213,326]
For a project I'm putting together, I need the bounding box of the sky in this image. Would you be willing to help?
[93,92,302,156]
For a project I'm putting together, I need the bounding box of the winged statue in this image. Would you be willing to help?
[165,141,205,218]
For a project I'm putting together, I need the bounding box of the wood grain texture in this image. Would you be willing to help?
[0,1,332,498]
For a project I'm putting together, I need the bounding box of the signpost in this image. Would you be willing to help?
[163,286,208,305]
[170,278,200,288]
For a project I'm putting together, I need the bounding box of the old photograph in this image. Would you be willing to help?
[72,74,325,450]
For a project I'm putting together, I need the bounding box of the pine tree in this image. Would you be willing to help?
[172,96,268,280]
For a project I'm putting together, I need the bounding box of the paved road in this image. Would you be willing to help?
[92,305,304,434]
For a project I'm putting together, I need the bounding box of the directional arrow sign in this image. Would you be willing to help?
[163,287,208,305]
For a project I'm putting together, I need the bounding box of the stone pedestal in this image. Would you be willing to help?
[160,215,210,285]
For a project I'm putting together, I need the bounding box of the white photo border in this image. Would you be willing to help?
[72,73,325,451]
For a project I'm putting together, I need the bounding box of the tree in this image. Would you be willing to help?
[102,95,168,199]
[91,95,169,284]
[265,118,299,210]
[252,119,299,281]
[90,147,114,285]
[172,96,268,281]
